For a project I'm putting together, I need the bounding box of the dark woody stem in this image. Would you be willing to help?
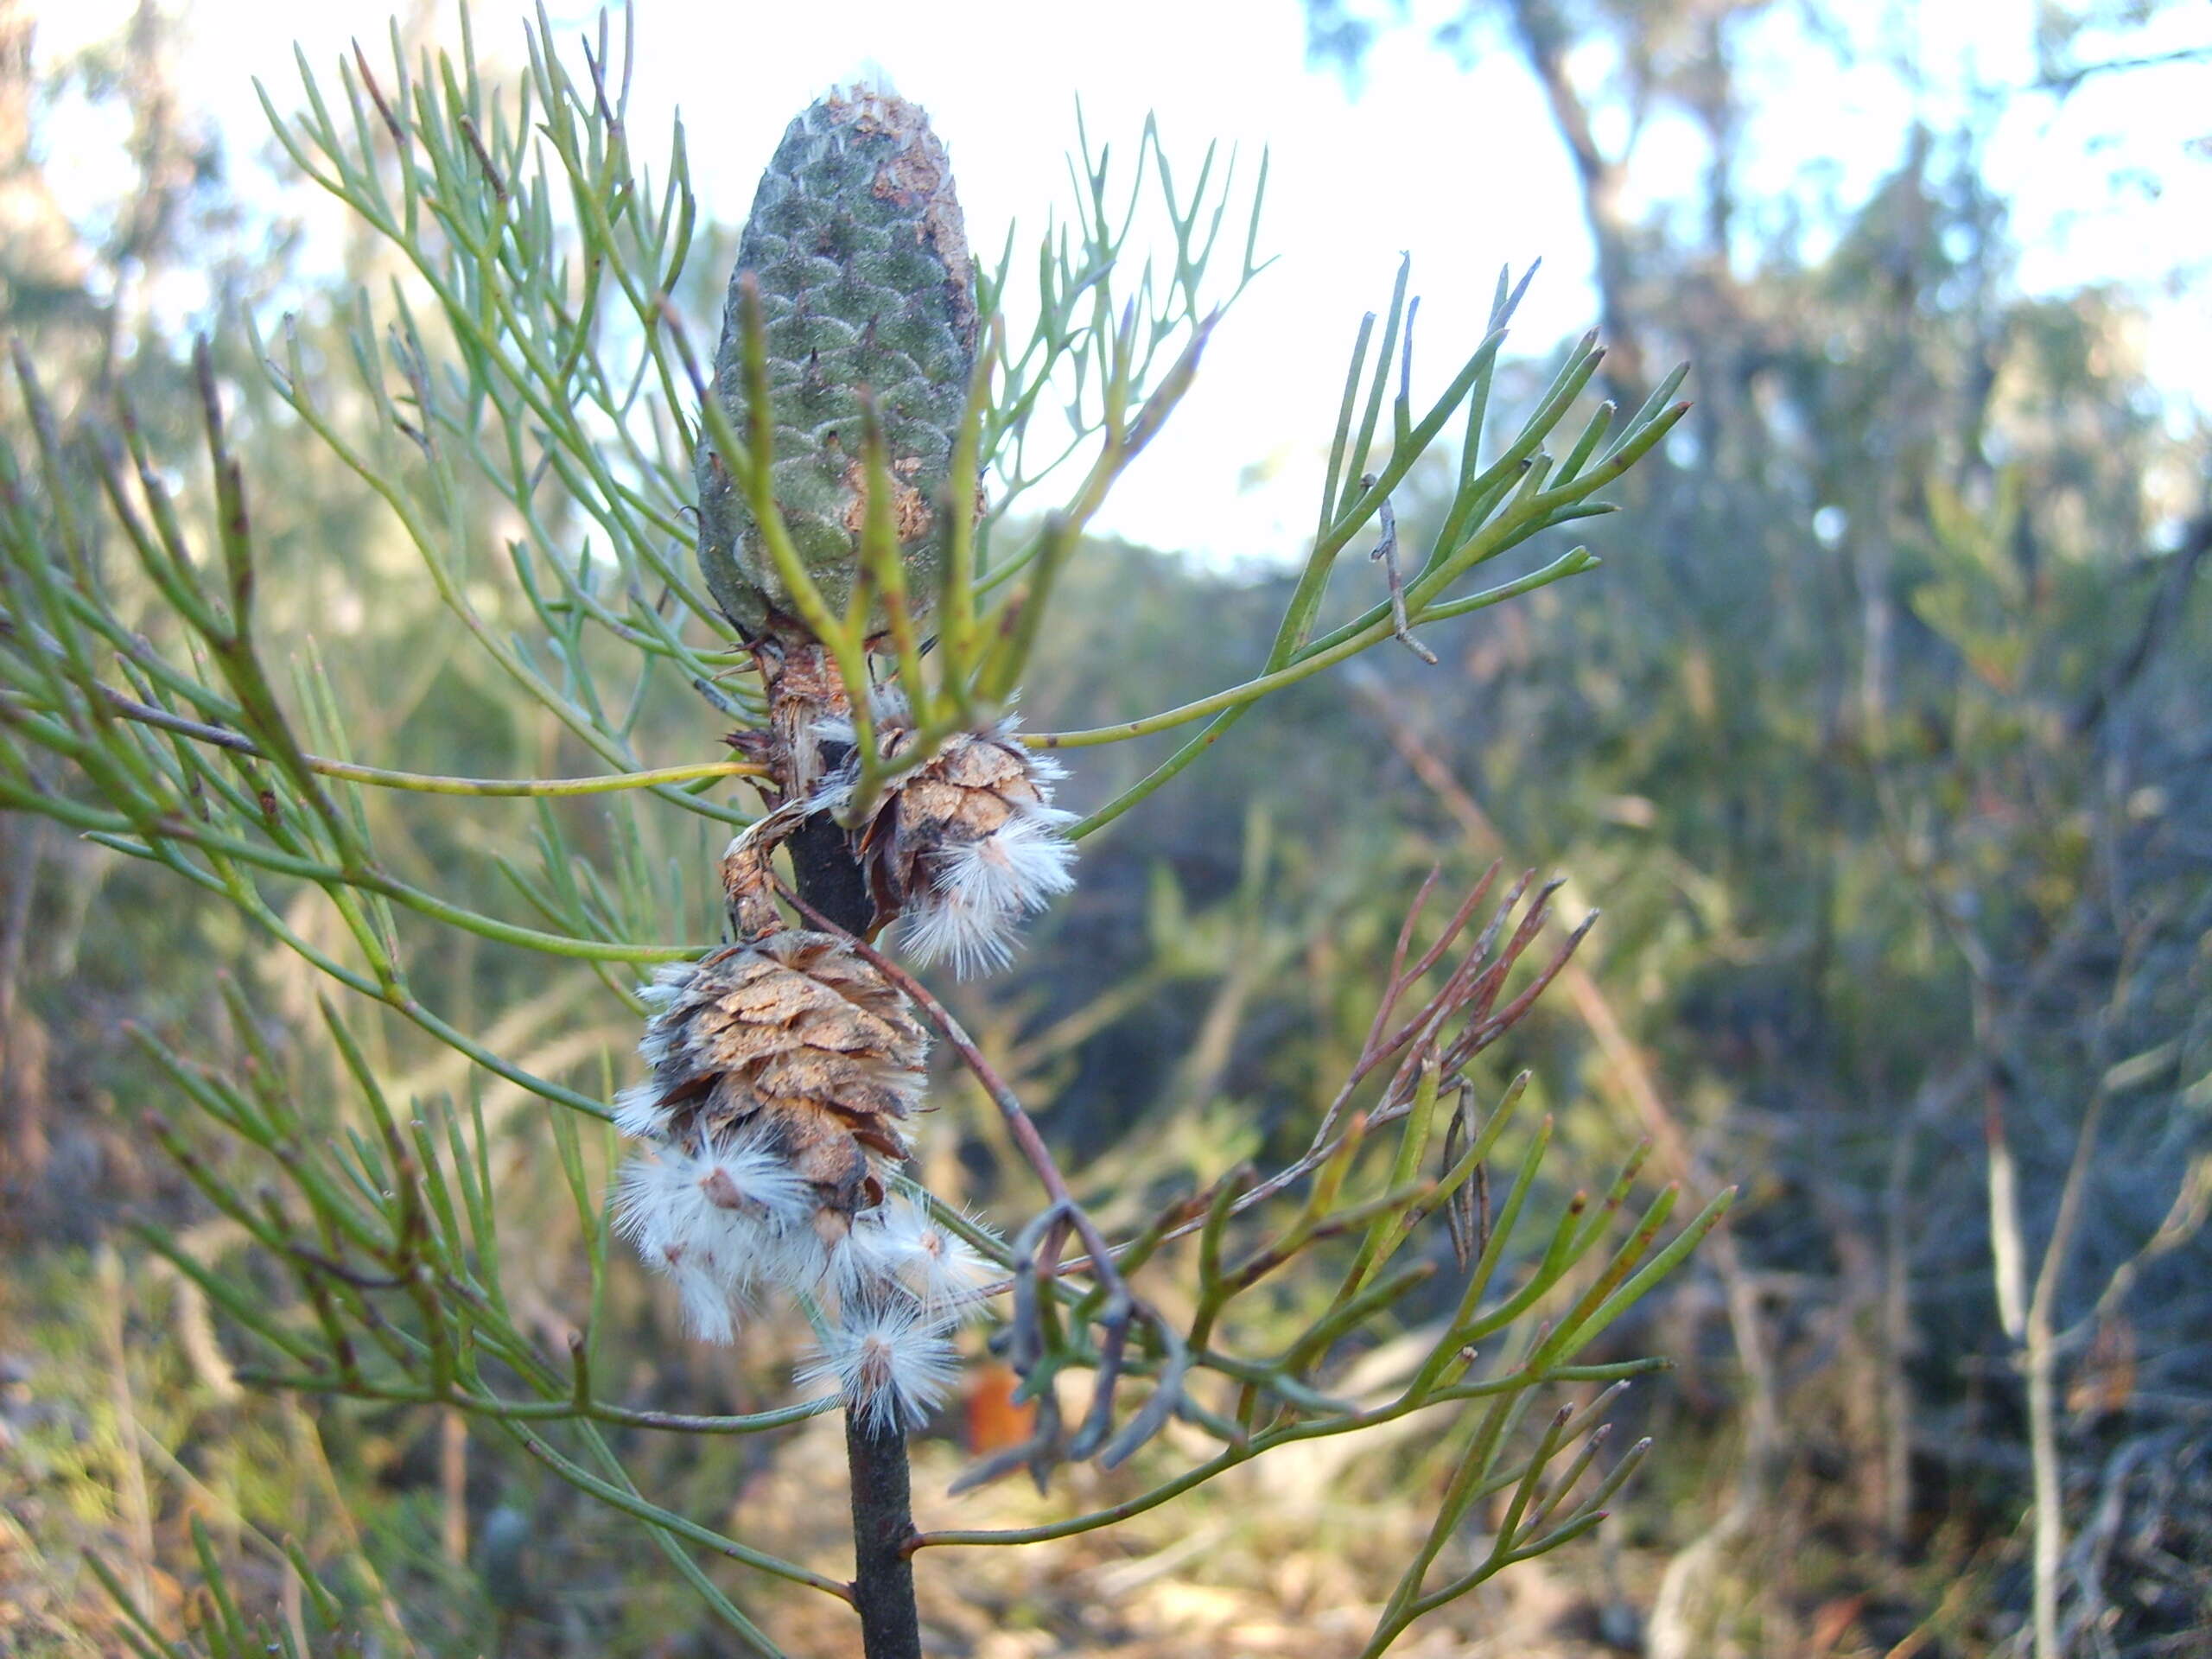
[845,1414,925,1659]
[775,772,922,1659]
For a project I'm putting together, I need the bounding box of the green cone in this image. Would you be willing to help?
[696,88,977,639]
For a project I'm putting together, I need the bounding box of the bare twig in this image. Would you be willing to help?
[1363,473,1437,664]
[1050,867,1590,1280]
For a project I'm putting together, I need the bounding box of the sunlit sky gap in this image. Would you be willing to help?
[29,0,2211,564]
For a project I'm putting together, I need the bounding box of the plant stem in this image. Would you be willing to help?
[775,720,924,1658]
[846,1414,925,1659]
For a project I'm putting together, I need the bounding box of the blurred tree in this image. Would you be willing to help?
[1270,3,2212,1650]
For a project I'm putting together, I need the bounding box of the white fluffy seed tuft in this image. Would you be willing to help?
[613,1133,823,1338]
[635,961,695,1010]
[796,1298,961,1433]
[668,1251,741,1344]
[837,1195,1000,1320]
[899,810,1077,977]
[611,1078,671,1140]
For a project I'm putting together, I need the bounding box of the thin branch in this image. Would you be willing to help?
[90,684,763,795]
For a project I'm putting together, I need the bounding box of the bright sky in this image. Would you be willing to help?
[29,0,2212,564]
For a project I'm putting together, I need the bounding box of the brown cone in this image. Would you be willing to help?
[856,728,1049,923]
[643,931,929,1217]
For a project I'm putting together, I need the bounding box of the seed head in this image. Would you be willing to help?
[797,1296,962,1433]
[613,914,937,1341]
[837,1193,1000,1320]
[617,931,930,1216]
[825,717,1076,977]
[611,1133,827,1338]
